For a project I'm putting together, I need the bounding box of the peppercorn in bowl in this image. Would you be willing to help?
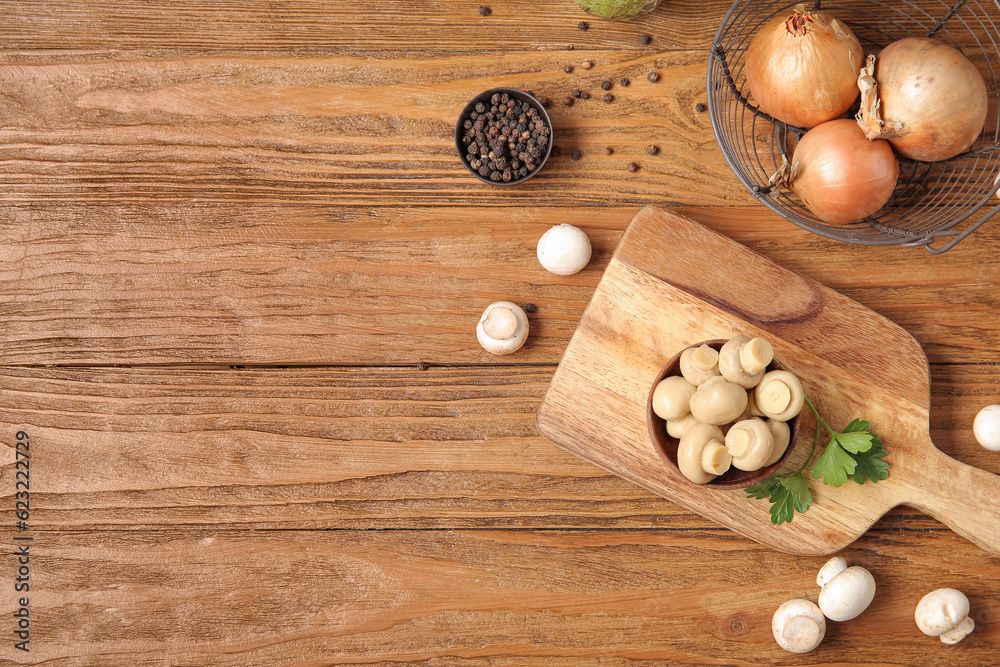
[455,88,553,185]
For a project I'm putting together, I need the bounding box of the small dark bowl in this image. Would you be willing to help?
[647,339,801,490]
[454,87,553,186]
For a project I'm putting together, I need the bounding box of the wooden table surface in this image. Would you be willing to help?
[1,1,998,665]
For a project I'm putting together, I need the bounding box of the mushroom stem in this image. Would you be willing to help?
[940,617,975,644]
[482,306,518,340]
[740,337,774,375]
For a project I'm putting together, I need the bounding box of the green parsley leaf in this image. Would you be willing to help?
[779,473,812,510]
[811,440,857,487]
[848,434,889,485]
[744,393,889,524]
[842,418,871,433]
[769,485,798,525]
[745,476,781,500]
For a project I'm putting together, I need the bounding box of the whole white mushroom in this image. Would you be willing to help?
[816,556,876,622]
[772,599,826,653]
[536,224,592,276]
[476,301,529,356]
[915,588,975,644]
[973,404,1000,451]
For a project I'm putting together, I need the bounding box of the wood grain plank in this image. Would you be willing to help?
[0,50,730,207]
[0,527,997,666]
[0,0,732,55]
[1,204,999,366]
[0,365,995,532]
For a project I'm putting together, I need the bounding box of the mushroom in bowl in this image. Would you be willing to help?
[647,336,802,488]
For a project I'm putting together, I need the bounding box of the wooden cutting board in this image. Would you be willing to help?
[536,206,1000,556]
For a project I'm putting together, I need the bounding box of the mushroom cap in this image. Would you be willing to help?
[973,404,1000,451]
[476,301,529,356]
[915,588,975,643]
[763,419,791,467]
[680,344,721,386]
[754,370,805,422]
[718,336,766,388]
[772,599,826,653]
[677,423,728,484]
[652,375,697,421]
[666,413,700,439]
[536,224,592,276]
[689,378,748,425]
[725,418,775,471]
[818,565,876,622]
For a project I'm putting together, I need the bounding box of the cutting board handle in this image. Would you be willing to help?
[895,439,1000,555]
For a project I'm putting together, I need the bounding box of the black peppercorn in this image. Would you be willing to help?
[578,21,588,30]
[647,71,659,83]
[601,81,611,91]
[478,6,490,15]
[571,150,582,161]
[639,34,651,45]
[696,102,707,112]
[580,91,590,99]
[603,146,613,155]
[602,93,614,103]
[620,78,630,86]
[539,96,550,107]
[627,162,638,172]
[647,145,659,155]
[524,303,537,313]
[564,64,574,73]
[572,89,583,98]
[563,96,574,106]
[418,361,429,370]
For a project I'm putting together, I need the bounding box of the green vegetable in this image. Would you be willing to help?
[745,396,888,525]
[574,0,661,20]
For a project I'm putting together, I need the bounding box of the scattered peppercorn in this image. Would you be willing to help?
[696,102,708,112]
[524,303,537,313]
[563,96,574,106]
[538,96,551,108]
[571,150,582,161]
[564,65,574,73]
[572,89,583,98]
[647,71,659,83]
[417,361,429,370]
[478,6,490,15]
[620,78,630,86]
[627,162,639,172]
[581,91,590,99]
[603,146,613,155]
[602,93,614,103]
[647,145,659,155]
[459,95,550,184]
[601,81,611,91]
[639,34,651,45]
[582,59,593,70]
[578,21,588,30]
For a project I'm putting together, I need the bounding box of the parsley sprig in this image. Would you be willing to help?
[744,396,888,525]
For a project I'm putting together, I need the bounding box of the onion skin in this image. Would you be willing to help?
[786,119,899,225]
[745,7,863,128]
[857,38,987,161]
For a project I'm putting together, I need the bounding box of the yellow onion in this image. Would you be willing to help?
[776,119,898,225]
[857,38,987,161]
[745,5,863,128]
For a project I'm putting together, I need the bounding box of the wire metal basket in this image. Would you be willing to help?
[708,0,1000,252]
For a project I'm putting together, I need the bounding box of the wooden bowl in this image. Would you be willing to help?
[647,339,801,490]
